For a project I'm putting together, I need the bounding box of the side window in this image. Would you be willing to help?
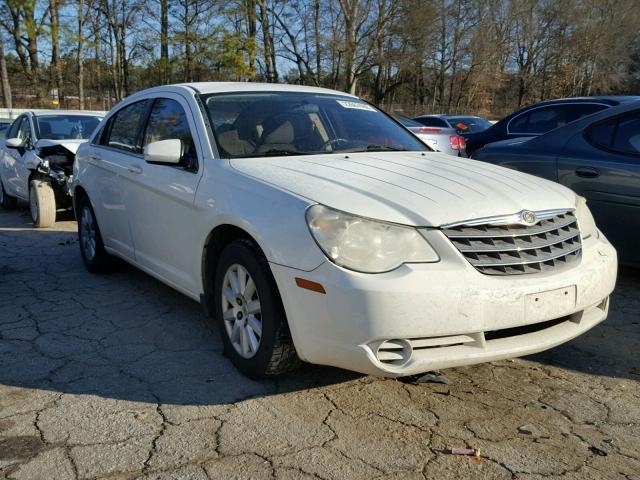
[509,113,529,134]
[612,114,640,154]
[15,117,32,144]
[103,101,148,152]
[7,118,23,139]
[142,98,197,169]
[566,104,608,123]
[586,119,616,149]
[526,107,565,134]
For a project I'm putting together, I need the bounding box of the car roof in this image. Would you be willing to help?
[29,110,104,117]
[517,96,640,108]
[126,82,356,99]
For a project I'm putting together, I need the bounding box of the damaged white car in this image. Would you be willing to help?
[0,111,103,227]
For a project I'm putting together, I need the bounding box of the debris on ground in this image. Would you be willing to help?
[589,446,608,457]
[449,447,480,457]
[404,371,450,385]
[517,425,534,435]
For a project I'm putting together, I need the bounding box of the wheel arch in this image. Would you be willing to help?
[201,223,270,318]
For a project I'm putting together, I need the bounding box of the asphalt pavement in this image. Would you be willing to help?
[1,207,639,479]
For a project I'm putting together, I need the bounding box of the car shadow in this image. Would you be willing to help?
[0,209,360,407]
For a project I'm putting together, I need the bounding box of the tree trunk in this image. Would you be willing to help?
[50,0,63,107]
[0,38,12,110]
[78,0,85,109]
[160,0,169,83]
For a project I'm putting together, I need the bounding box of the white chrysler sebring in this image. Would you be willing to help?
[72,83,617,378]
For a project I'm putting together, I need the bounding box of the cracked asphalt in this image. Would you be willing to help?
[0,207,639,480]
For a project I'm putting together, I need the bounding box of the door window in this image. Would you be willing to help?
[103,101,148,153]
[586,111,640,155]
[612,115,640,154]
[7,118,23,139]
[142,98,198,169]
[15,117,32,144]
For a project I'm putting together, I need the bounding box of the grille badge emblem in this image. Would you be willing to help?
[520,210,537,225]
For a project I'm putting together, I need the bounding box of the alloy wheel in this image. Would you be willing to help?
[80,207,97,261]
[221,263,262,359]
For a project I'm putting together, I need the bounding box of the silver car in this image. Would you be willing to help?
[394,115,466,156]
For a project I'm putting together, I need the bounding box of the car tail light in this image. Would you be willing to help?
[449,135,466,150]
[418,127,441,133]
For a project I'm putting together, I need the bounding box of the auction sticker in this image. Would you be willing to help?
[336,100,376,112]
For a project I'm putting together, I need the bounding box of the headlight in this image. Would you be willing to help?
[575,196,599,240]
[306,204,439,273]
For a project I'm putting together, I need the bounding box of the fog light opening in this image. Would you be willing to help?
[375,339,413,367]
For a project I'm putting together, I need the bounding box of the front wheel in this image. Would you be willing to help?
[214,239,299,378]
[78,196,114,273]
[29,179,57,227]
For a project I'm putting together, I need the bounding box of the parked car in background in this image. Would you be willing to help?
[0,110,103,227]
[473,100,640,266]
[413,114,492,135]
[72,82,615,379]
[394,115,466,156]
[463,96,640,157]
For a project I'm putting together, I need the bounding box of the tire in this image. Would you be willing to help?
[0,179,18,209]
[29,179,57,227]
[214,239,299,378]
[77,196,114,273]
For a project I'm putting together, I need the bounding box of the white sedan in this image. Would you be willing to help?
[0,111,103,226]
[71,83,617,378]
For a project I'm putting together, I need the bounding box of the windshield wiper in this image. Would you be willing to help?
[341,144,410,153]
[233,149,311,158]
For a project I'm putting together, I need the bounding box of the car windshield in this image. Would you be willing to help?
[35,115,102,140]
[447,116,492,133]
[201,92,429,158]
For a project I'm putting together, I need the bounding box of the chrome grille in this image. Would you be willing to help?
[442,210,581,275]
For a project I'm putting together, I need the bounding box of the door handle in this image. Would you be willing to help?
[127,165,143,175]
[89,154,102,162]
[575,166,600,178]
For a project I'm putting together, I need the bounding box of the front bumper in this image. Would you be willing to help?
[270,230,617,377]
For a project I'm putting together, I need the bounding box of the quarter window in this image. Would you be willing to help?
[142,98,197,168]
[103,101,148,152]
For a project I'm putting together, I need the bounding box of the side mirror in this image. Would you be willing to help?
[143,139,182,164]
[5,138,24,149]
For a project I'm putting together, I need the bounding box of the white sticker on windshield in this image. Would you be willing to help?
[336,100,376,112]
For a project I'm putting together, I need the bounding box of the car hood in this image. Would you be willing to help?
[229,152,576,227]
[35,138,87,154]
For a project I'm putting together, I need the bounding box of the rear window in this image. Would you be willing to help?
[446,117,492,133]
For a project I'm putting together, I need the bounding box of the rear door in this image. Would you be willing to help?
[557,110,640,264]
[83,100,150,260]
[125,94,205,295]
